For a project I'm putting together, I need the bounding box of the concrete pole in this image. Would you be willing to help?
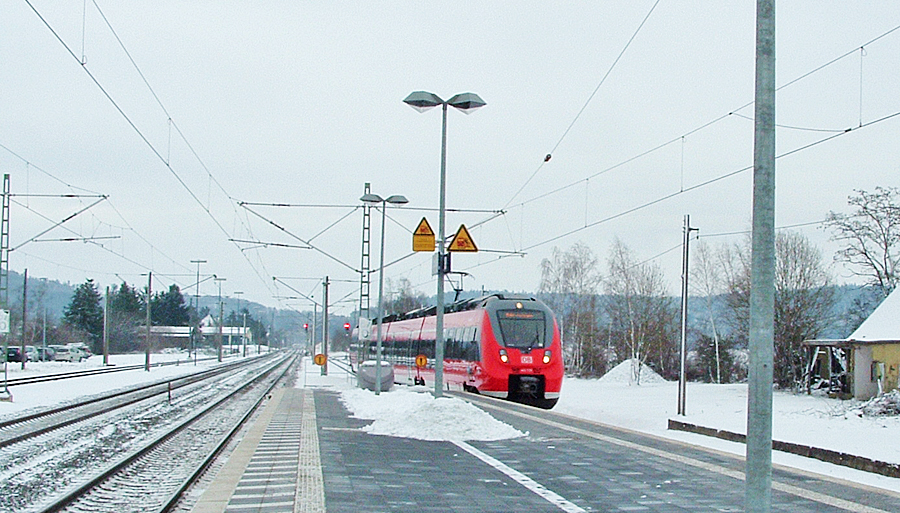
[145,272,152,372]
[103,286,109,366]
[747,1,776,511]
[218,283,224,362]
[242,312,247,357]
[20,269,26,371]
[191,259,206,364]
[678,215,697,416]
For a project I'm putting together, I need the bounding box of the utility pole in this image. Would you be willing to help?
[747,1,776,511]
[103,286,109,366]
[242,311,247,357]
[322,276,330,375]
[359,182,372,365]
[20,269,26,371]
[145,272,152,372]
[190,259,206,365]
[235,291,245,357]
[215,277,226,362]
[678,215,698,416]
[0,174,9,401]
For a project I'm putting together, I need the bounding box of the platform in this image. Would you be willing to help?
[191,384,900,513]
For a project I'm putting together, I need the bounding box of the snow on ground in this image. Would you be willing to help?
[341,387,527,441]
[301,354,900,493]
[3,351,898,494]
[0,351,221,416]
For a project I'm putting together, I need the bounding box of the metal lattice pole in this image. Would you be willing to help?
[358,182,372,364]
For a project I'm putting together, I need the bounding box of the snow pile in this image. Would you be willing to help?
[340,386,527,442]
[598,359,668,385]
[852,390,900,417]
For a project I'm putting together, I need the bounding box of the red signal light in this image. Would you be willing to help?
[303,323,309,330]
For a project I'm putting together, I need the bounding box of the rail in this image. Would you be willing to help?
[32,351,299,513]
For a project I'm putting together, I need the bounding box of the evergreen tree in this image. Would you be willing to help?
[107,281,145,352]
[152,284,190,326]
[694,334,737,383]
[63,279,104,351]
[109,281,143,314]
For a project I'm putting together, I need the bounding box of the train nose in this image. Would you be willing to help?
[515,375,541,395]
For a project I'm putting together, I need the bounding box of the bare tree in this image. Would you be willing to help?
[724,231,836,389]
[604,239,678,383]
[690,240,725,383]
[539,242,602,376]
[384,277,428,316]
[825,186,900,298]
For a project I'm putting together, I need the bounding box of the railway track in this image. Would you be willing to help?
[0,351,300,513]
[1,355,225,387]
[0,355,269,448]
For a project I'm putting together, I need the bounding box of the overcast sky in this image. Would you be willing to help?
[2,1,899,314]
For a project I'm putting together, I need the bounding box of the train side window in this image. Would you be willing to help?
[418,338,435,360]
[465,339,480,362]
[445,328,455,359]
[452,328,461,359]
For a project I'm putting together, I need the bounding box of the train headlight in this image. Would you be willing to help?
[499,349,509,363]
[542,350,552,364]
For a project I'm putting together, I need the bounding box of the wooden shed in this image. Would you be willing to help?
[804,289,900,400]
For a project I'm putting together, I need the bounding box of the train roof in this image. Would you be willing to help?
[376,293,541,324]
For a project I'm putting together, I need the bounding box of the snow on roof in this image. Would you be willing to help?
[849,288,900,342]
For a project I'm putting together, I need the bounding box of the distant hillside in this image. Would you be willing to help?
[5,271,75,320]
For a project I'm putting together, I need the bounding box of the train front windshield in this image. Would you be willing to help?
[497,310,546,349]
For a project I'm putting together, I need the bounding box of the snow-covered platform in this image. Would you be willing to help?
[190,387,325,513]
[189,385,900,513]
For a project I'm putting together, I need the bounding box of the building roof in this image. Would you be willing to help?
[804,288,900,347]
[848,287,900,342]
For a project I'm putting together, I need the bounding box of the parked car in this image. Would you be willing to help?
[6,347,25,363]
[66,344,90,361]
[36,346,56,361]
[25,346,38,362]
[49,345,80,362]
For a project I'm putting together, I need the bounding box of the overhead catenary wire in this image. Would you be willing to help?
[507,21,900,227]
[518,108,899,253]
[23,0,280,300]
[0,147,197,279]
[504,0,663,209]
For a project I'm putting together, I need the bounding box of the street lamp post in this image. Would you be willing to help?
[361,192,409,395]
[403,91,485,397]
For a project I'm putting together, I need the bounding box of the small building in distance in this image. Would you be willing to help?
[804,288,900,400]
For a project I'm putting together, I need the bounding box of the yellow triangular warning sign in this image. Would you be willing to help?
[413,217,436,252]
[448,224,478,252]
[414,217,434,236]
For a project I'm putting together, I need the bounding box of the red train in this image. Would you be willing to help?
[355,294,563,409]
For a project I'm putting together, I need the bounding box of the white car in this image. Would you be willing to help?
[66,344,91,360]
[50,345,81,362]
